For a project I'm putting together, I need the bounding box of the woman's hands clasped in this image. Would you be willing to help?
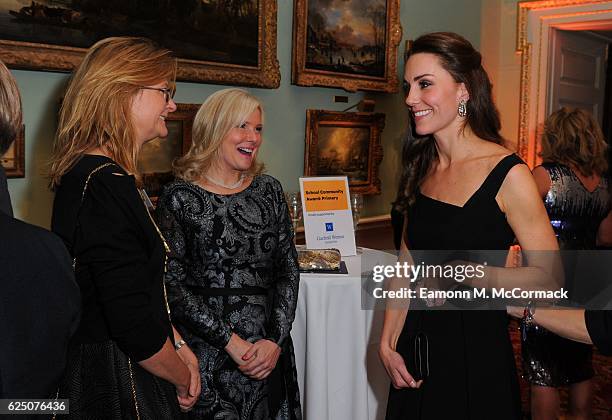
[225,333,253,365]
[379,344,423,390]
[225,333,280,380]
[239,339,280,380]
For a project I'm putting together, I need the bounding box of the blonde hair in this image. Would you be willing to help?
[0,60,22,156]
[540,107,608,176]
[174,88,265,181]
[48,36,176,188]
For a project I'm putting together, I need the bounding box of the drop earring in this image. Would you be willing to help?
[458,99,467,118]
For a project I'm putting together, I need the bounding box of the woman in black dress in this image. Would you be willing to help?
[156,88,301,419]
[379,32,559,419]
[49,37,200,418]
[520,107,612,419]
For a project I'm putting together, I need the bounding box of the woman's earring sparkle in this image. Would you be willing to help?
[458,99,467,118]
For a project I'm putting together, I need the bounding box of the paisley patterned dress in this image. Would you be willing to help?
[155,174,301,420]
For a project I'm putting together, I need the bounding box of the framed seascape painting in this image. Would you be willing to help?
[0,0,280,87]
[137,103,199,201]
[304,110,384,195]
[1,123,24,178]
[292,0,402,92]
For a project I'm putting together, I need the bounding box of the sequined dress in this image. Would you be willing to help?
[522,163,611,386]
[155,174,302,420]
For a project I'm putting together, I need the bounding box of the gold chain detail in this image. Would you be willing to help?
[81,163,115,202]
[127,358,141,420]
[72,162,116,271]
[72,162,142,420]
[50,387,59,420]
[139,189,172,320]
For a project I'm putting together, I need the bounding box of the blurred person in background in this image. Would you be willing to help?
[0,60,80,401]
[508,307,612,357]
[520,107,612,420]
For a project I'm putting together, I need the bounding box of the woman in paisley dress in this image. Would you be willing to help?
[519,107,612,420]
[156,88,301,420]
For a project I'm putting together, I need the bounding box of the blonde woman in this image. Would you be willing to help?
[49,37,200,418]
[520,107,612,420]
[155,88,301,419]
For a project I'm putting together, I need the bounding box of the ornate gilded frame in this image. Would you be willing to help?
[516,0,612,166]
[304,110,385,195]
[0,1,280,88]
[292,0,402,92]
[1,125,25,178]
[139,103,199,201]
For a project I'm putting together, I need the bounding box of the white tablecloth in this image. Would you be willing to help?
[290,249,396,420]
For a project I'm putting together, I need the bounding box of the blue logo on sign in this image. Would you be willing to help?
[325,223,334,232]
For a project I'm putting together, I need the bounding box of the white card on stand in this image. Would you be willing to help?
[299,176,357,256]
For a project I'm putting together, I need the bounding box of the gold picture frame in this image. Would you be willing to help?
[404,39,413,63]
[304,110,385,195]
[1,124,25,178]
[138,103,199,200]
[0,1,280,88]
[291,0,402,92]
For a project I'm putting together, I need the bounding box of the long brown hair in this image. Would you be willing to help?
[540,107,608,176]
[48,37,176,188]
[395,32,503,212]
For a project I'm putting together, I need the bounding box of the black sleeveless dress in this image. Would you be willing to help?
[385,154,523,420]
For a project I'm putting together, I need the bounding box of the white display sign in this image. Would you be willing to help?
[299,176,357,256]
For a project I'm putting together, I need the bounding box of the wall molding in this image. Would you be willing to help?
[516,0,612,167]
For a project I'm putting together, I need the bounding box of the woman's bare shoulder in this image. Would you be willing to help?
[473,141,517,171]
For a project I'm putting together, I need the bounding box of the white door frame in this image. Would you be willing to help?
[516,0,612,167]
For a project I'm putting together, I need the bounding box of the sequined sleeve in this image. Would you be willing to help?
[265,179,300,346]
[156,189,233,350]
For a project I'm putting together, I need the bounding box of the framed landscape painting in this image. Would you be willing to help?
[304,110,384,195]
[137,103,199,201]
[0,0,280,87]
[0,123,24,178]
[292,0,402,92]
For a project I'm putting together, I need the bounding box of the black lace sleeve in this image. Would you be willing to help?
[265,179,300,346]
[156,187,233,350]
